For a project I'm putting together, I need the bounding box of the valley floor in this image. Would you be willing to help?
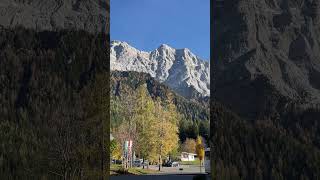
[110,174,210,180]
[110,164,208,176]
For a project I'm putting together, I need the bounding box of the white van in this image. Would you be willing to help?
[204,148,211,174]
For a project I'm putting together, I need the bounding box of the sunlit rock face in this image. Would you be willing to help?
[213,0,320,118]
[111,40,210,99]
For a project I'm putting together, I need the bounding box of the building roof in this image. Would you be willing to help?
[181,152,197,156]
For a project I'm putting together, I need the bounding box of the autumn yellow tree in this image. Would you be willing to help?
[196,136,205,173]
[133,84,157,168]
[154,98,180,171]
[111,84,181,170]
[181,138,197,153]
[110,139,122,160]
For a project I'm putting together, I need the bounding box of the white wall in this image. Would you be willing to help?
[181,153,195,161]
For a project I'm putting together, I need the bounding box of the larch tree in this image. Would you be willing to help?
[154,97,180,171]
[133,84,157,167]
[181,138,197,153]
[196,136,205,173]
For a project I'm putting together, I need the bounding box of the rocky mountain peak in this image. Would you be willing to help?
[158,44,172,50]
[110,41,210,99]
[214,0,320,118]
[111,40,129,47]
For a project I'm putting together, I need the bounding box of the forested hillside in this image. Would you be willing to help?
[211,101,320,179]
[110,71,210,142]
[212,0,320,179]
[0,27,109,179]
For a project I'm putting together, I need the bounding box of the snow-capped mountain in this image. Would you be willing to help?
[110,40,210,98]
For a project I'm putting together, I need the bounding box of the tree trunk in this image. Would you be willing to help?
[158,155,161,171]
[143,157,145,169]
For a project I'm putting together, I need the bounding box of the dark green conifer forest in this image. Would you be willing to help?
[0,27,109,179]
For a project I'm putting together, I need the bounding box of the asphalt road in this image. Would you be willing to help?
[147,165,207,174]
[110,165,211,180]
[110,174,211,180]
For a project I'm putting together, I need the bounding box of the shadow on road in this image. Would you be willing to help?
[110,174,211,180]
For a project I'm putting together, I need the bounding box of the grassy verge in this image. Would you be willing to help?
[128,168,160,175]
[180,158,201,165]
[110,164,160,175]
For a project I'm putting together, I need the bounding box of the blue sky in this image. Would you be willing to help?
[110,0,210,60]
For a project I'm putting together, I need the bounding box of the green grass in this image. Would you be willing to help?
[110,164,160,175]
[128,168,160,175]
[180,158,201,165]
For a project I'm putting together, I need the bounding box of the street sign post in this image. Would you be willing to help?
[123,140,133,168]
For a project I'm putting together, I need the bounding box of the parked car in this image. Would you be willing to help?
[162,161,172,167]
[133,160,142,167]
[171,161,180,167]
[162,161,180,167]
[111,159,122,164]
